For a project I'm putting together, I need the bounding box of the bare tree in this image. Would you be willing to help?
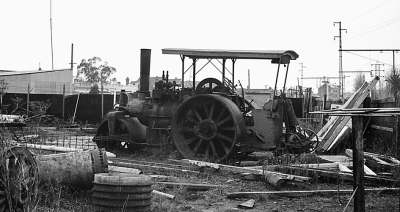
[353,74,365,92]
[386,72,400,106]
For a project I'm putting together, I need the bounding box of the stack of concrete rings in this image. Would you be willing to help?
[92,173,152,212]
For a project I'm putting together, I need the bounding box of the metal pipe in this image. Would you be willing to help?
[140,49,151,96]
[222,59,226,85]
[273,63,281,97]
[192,58,196,89]
[283,63,290,93]
[393,50,396,74]
[232,59,236,87]
[181,55,185,89]
[35,148,108,188]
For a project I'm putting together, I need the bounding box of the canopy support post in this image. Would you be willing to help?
[180,55,185,89]
[222,59,226,86]
[192,58,197,89]
[232,59,236,88]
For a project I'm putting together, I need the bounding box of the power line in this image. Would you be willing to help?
[349,15,400,40]
[348,0,390,24]
[344,51,395,68]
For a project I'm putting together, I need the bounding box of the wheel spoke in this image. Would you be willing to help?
[217,133,233,144]
[208,102,215,119]
[218,140,231,155]
[181,127,195,134]
[217,116,231,126]
[209,141,218,158]
[186,137,198,145]
[0,196,5,205]
[193,139,204,154]
[202,104,209,116]
[219,126,235,131]
[204,145,210,160]
[186,115,198,124]
[192,109,203,121]
[215,107,227,121]
[0,202,6,212]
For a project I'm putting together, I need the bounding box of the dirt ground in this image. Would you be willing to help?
[34,150,399,212]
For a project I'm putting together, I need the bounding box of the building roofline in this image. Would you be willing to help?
[0,68,71,76]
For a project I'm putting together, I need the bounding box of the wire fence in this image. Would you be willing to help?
[2,126,97,151]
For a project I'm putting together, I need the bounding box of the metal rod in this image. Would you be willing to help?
[209,60,223,74]
[232,59,236,86]
[195,59,212,75]
[222,59,226,85]
[283,63,290,93]
[273,63,281,97]
[340,49,400,52]
[70,43,74,70]
[393,50,396,74]
[27,83,30,117]
[216,59,232,75]
[62,84,65,120]
[342,187,358,212]
[181,55,185,89]
[192,58,196,89]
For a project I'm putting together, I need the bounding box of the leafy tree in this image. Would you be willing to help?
[110,77,117,83]
[89,84,99,94]
[77,57,116,84]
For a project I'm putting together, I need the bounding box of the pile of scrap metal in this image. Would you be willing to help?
[0,147,38,211]
[0,146,108,211]
[314,76,379,153]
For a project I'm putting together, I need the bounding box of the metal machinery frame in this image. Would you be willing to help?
[162,48,299,95]
[95,48,320,162]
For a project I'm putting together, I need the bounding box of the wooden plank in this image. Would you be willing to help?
[152,190,175,199]
[109,161,200,175]
[338,163,352,173]
[363,165,377,176]
[226,187,400,199]
[273,165,399,185]
[345,149,397,171]
[156,182,225,191]
[352,116,365,212]
[318,155,352,163]
[369,124,393,132]
[176,159,311,186]
[108,166,142,174]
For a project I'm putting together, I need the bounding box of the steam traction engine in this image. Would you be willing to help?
[94,49,318,162]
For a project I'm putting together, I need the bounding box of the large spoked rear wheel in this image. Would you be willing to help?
[172,94,245,162]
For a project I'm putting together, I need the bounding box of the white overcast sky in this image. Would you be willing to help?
[0,0,399,91]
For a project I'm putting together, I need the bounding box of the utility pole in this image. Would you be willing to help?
[49,0,54,70]
[299,63,306,87]
[247,69,250,89]
[70,43,74,71]
[334,21,347,102]
[371,63,385,96]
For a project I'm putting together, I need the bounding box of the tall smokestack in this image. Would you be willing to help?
[140,49,151,96]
